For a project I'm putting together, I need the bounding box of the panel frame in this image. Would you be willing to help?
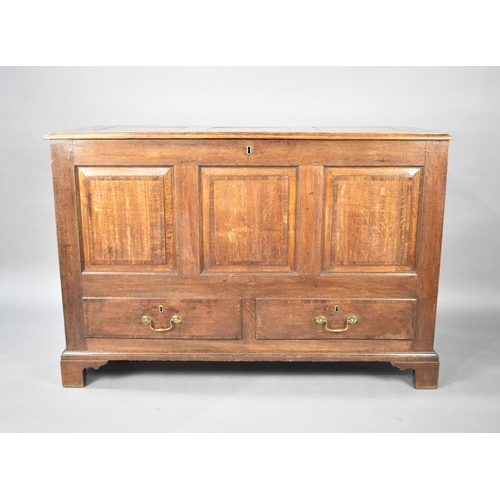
[51,140,87,350]
[82,272,418,299]
[77,166,175,272]
[323,166,422,273]
[413,141,449,350]
[200,166,298,273]
[73,139,426,166]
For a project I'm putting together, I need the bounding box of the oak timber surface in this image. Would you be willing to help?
[48,128,450,389]
[73,139,427,167]
[44,126,453,141]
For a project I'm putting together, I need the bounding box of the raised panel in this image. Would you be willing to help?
[323,167,421,273]
[78,167,174,272]
[201,167,297,273]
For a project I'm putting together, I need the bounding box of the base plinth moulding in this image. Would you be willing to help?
[60,350,439,388]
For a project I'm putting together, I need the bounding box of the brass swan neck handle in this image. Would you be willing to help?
[315,315,357,333]
[141,315,182,332]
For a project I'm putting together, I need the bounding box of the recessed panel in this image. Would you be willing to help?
[78,167,174,272]
[324,167,421,272]
[201,167,297,273]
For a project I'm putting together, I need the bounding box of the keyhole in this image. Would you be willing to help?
[159,305,164,313]
[246,145,252,155]
[334,305,340,313]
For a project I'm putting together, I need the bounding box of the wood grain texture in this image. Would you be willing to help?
[84,339,414,354]
[323,167,421,272]
[60,359,108,388]
[413,141,449,350]
[84,298,242,340]
[73,140,426,167]
[82,273,418,298]
[174,164,201,275]
[77,167,174,272]
[49,129,450,389]
[296,165,324,275]
[242,298,256,342]
[201,167,297,273]
[392,358,440,389]
[45,125,453,141]
[62,348,437,362]
[256,299,416,340]
[61,347,438,388]
[51,141,87,350]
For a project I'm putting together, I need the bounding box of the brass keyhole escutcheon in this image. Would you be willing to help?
[159,305,164,313]
[246,145,252,155]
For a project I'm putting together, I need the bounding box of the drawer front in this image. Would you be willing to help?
[256,299,416,340]
[84,298,242,340]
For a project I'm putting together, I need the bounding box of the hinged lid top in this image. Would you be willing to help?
[44,126,452,140]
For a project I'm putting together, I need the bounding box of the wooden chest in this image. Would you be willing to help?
[45,126,451,388]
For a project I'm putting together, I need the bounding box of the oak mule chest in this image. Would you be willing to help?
[45,126,451,388]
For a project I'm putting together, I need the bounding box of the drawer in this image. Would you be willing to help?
[256,299,416,340]
[83,298,242,340]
